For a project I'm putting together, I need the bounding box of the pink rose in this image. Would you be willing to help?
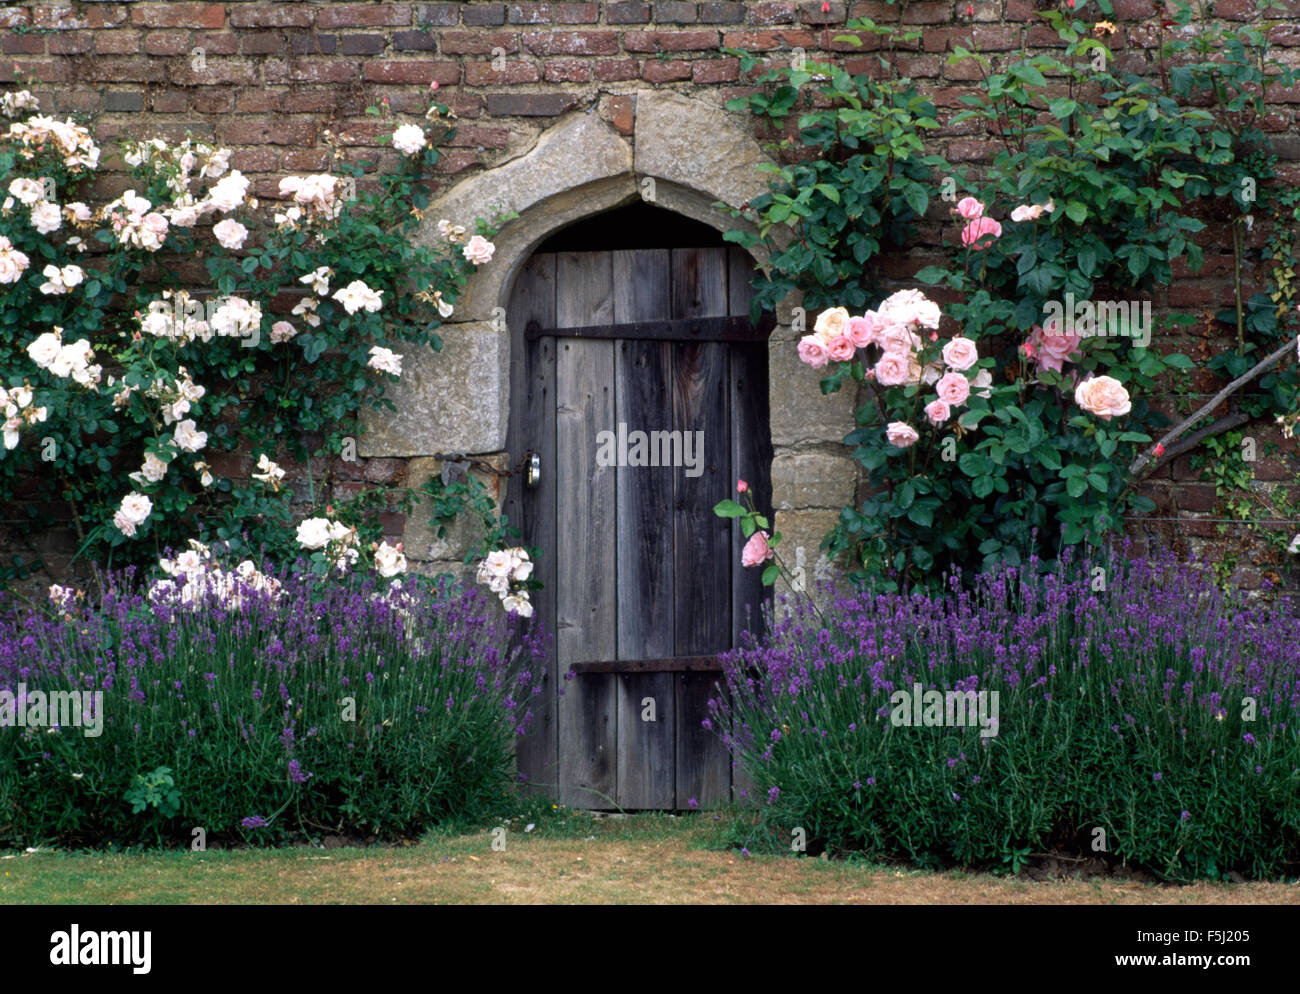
[737,479,748,494]
[874,353,911,387]
[876,324,920,357]
[936,371,971,406]
[848,314,878,349]
[741,530,774,568]
[826,334,856,362]
[955,197,985,221]
[1035,322,1083,373]
[462,234,495,265]
[797,335,829,368]
[885,422,920,449]
[961,216,1002,249]
[941,336,979,371]
[1074,375,1131,421]
[924,398,951,426]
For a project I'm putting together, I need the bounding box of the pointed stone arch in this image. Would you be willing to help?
[361,91,858,579]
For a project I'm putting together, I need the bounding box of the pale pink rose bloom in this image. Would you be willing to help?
[885,422,920,449]
[213,218,248,250]
[740,530,774,568]
[941,336,979,371]
[1074,375,1131,420]
[812,306,851,344]
[925,399,951,426]
[1011,202,1052,222]
[955,196,984,220]
[961,216,1002,249]
[936,371,971,406]
[1035,322,1083,373]
[826,334,856,362]
[876,324,919,356]
[269,321,297,344]
[797,335,830,368]
[971,369,993,398]
[874,353,911,387]
[878,289,941,331]
[463,235,495,265]
[848,314,879,348]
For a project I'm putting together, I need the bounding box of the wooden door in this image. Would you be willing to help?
[504,245,772,809]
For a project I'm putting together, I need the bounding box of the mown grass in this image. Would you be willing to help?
[3,808,1298,905]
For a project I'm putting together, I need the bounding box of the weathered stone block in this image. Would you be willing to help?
[771,450,857,510]
[403,453,509,562]
[767,340,858,447]
[359,322,508,457]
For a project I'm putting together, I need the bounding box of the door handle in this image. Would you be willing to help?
[523,451,541,488]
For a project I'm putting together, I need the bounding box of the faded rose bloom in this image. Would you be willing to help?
[877,324,921,357]
[885,422,920,449]
[1074,375,1131,420]
[955,196,985,220]
[874,352,911,387]
[936,371,972,407]
[812,306,851,344]
[971,368,994,399]
[921,361,944,386]
[391,124,427,156]
[941,336,979,371]
[367,346,403,376]
[29,201,61,234]
[740,530,774,568]
[797,335,829,368]
[269,321,297,344]
[924,398,951,426]
[961,216,1002,249]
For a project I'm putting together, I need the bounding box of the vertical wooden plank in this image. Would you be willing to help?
[613,249,675,808]
[671,247,733,807]
[727,246,769,806]
[555,252,618,808]
[505,254,558,798]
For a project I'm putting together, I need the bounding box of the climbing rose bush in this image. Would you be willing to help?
[0,86,502,582]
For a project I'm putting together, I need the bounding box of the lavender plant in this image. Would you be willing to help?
[0,569,547,847]
[710,547,1300,881]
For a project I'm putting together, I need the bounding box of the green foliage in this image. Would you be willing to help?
[124,766,182,818]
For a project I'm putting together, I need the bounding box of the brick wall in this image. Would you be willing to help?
[3,0,1299,592]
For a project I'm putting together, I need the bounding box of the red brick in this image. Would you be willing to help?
[522,29,619,54]
[544,57,592,81]
[366,59,461,84]
[1211,0,1257,19]
[145,30,193,56]
[432,148,479,173]
[239,32,284,55]
[263,59,359,84]
[439,31,520,54]
[749,2,796,23]
[693,57,739,82]
[507,2,599,22]
[606,1,652,22]
[1177,485,1217,512]
[0,9,29,28]
[1004,0,1037,20]
[150,90,189,113]
[902,1,950,23]
[194,31,239,55]
[465,60,540,84]
[594,57,640,80]
[2,34,45,55]
[798,0,845,24]
[623,28,718,51]
[444,124,511,148]
[223,119,317,147]
[363,458,406,484]
[131,3,224,29]
[83,57,168,82]
[229,4,314,28]
[602,93,635,134]
[721,29,814,50]
[94,30,142,54]
[392,29,437,51]
[317,4,411,28]
[283,149,331,171]
[31,5,128,29]
[1271,25,1300,47]
[485,92,578,115]
[47,32,92,55]
[1111,0,1156,17]
[642,58,692,82]
[341,33,388,55]
[235,89,281,113]
[174,61,258,86]
[947,139,999,161]
[953,25,1019,51]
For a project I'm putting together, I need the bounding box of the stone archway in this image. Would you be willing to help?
[360,90,859,580]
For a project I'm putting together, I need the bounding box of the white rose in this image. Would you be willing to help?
[296,517,332,550]
[462,235,494,265]
[391,124,427,156]
[206,170,250,213]
[29,200,61,234]
[367,346,402,376]
[27,331,62,368]
[333,280,383,315]
[374,540,407,577]
[213,218,248,250]
[172,418,208,452]
[114,492,153,537]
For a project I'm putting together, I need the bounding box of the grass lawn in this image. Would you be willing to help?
[3,810,1298,905]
